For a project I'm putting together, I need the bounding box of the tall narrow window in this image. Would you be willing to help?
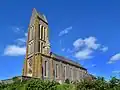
[43,27,44,40]
[32,43,34,53]
[29,44,31,54]
[31,26,34,40]
[33,26,35,39]
[38,24,40,38]
[41,42,43,53]
[28,45,30,55]
[75,70,76,80]
[41,26,43,40]
[29,29,31,41]
[39,25,41,39]
[38,42,40,52]
[44,27,46,41]
[64,66,66,79]
[81,70,83,78]
[45,61,47,76]
[56,64,58,78]
[31,43,33,54]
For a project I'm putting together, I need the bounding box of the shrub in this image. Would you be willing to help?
[65,79,70,84]
[0,77,120,90]
[25,79,59,90]
[54,84,75,90]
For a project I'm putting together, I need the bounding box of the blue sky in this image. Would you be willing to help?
[0,0,120,80]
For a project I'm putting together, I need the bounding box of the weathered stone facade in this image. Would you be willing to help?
[23,8,91,83]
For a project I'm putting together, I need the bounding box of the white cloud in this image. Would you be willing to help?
[100,46,108,52]
[16,38,26,46]
[75,49,93,60]
[84,37,100,50]
[17,38,26,43]
[3,30,27,56]
[25,33,28,37]
[112,70,120,74]
[73,38,84,49]
[15,32,27,46]
[12,26,24,33]
[4,45,26,56]
[73,36,108,60]
[73,37,100,50]
[61,48,65,51]
[108,53,120,64]
[59,26,72,36]
[67,48,73,53]
[92,64,96,67]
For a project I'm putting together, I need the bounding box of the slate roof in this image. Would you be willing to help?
[52,53,87,70]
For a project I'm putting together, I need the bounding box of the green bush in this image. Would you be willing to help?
[52,84,75,90]
[0,77,120,90]
[65,79,70,84]
[24,79,59,90]
[75,77,120,90]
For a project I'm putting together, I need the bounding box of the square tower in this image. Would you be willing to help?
[23,8,51,78]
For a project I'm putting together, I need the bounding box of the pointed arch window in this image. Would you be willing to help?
[41,42,43,53]
[44,27,46,40]
[41,26,43,40]
[44,61,48,76]
[38,24,40,38]
[56,64,59,78]
[64,66,66,79]
[38,41,40,52]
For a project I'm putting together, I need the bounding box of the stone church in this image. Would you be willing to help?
[23,8,92,83]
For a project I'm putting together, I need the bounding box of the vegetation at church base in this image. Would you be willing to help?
[0,77,120,90]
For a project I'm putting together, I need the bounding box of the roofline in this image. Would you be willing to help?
[52,56,87,70]
[51,52,87,70]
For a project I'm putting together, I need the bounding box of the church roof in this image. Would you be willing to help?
[52,53,87,70]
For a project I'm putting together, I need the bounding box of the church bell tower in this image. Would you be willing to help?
[23,8,50,78]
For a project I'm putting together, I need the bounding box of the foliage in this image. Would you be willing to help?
[65,79,70,84]
[0,76,120,90]
[75,77,120,90]
[25,78,59,90]
[53,83,75,90]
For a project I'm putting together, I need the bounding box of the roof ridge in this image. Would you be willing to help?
[52,52,87,70]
